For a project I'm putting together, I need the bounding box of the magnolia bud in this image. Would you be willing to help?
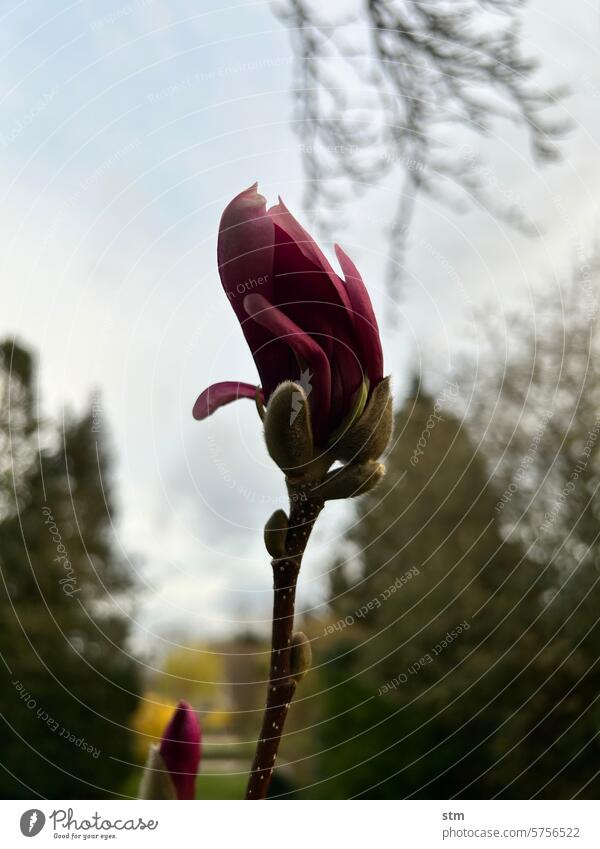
[333,377,392,464]
[157,700,201,800]
[138,745,177,800]
[263,381,314,473]
[290,632,312,682]
[264,509,289,558]
[317,460,385,501]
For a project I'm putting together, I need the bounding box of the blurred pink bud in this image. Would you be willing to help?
[159,700,202,800]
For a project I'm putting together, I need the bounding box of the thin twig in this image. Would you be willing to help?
[245,481,324,799]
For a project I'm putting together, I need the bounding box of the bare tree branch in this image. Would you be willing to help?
[275,0,569,300]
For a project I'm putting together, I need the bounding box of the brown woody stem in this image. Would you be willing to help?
[245,480,324,800]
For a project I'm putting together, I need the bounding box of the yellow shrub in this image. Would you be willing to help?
[130,693,178,761]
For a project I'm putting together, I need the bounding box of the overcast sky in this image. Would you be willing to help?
[2,0,599,653]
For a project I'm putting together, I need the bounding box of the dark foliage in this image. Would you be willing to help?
[0,341,140,798]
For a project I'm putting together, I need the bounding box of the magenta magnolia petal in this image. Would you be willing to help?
[159,700,201,800]
[329,338,365,421]
[244,292,332,439]
[268,198,352,312]
[195,185,384,446]
[269,222,356,362]
[217,185,289,397]
[218,183,275,308]
[335,244,384,384]
[193,382,261,420]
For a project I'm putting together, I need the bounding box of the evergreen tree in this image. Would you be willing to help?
[0,340,140,798]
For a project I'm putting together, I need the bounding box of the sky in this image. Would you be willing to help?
[1,0,599,653]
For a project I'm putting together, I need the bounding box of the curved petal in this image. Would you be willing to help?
[268,198,352,311]
[334,244,384,384]
[193,381,261,420]
[329,337,365,424]
[218,184,288,395]
[218,183,275,306]
[244,292,331,442]
[269,223,357,366]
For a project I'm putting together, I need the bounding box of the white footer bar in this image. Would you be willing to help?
[1,799,597,848]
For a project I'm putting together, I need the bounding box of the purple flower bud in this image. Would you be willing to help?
[193,184,384,447]
[159,700,201,800]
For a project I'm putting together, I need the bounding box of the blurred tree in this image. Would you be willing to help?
[296,367,600,798]
[453,262,600,797]
[218,635,269,741]
[276,0,567,297]
[151,644,228,709]
[0,340,140,798]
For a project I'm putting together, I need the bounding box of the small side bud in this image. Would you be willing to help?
[334,377,393,464]
[264,509,289,558]
[290,632,312,682]
[263,381,314,473]
[316,460,385,501]
[138,745,177,800]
